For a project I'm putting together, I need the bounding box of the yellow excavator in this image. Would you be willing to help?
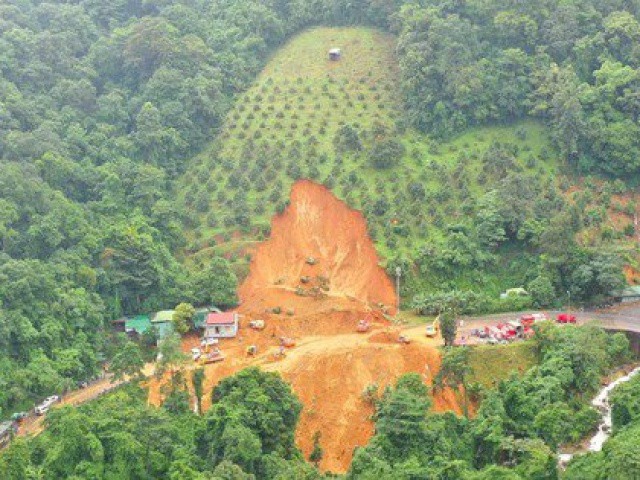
[425,315,440,338]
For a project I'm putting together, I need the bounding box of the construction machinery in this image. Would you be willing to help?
[249,319,265,330]
[425,315,440,338]
[356,319,371,333]
[280,337,296,348]
[200,348,225,364]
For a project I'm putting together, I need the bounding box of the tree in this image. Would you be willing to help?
[110,341,145,381]
[527,275,556,308]
[333,124,362,153]
[434,347,472,417]
[309,431,323,466]
[368,138,405,169]
[173,302,195,335]
[156,333,186,377]
[204,367,302,468]
[192,367,205,415]
[376,373,431,448]
[191,258,238,308]
[439,310,457,347]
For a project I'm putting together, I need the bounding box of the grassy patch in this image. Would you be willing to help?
[467,342,538,389]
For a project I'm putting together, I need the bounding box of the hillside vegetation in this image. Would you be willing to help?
[0,0,638,452]
[182,26,634,308]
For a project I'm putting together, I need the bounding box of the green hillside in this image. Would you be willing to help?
[180,27,576,298]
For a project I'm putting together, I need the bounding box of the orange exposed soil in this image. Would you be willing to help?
[238,179,397,317]
[147,180,459,473]
[625,265,640,285]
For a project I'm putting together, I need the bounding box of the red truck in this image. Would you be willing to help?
[556,313,577,324]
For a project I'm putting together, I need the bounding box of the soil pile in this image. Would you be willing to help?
[269,340,461,472]
[238,180,396,317]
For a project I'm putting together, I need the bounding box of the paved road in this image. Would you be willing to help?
[14,376,124,439]
[458,303,640,332]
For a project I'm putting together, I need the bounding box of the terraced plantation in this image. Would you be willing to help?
[181,27,564,291]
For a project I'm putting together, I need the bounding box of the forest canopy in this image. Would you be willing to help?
[0,0,638,419]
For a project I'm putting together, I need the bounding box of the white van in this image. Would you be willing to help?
[35,395,60,415]
[35,402,50,415]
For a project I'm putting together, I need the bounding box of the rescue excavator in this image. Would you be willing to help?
[425,315,440,338]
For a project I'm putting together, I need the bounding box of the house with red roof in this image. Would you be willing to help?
[204,312,239,339]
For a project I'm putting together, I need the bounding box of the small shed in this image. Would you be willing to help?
[111,317,127,333]
[328,48,341,61]
[151,310,175,339]
[204,312,239,339]
[125,314,151,336]
[612,286,640,304]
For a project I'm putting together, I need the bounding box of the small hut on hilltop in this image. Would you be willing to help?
[328,48,341,61]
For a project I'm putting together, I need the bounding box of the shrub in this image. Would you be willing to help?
[368,138,406,169]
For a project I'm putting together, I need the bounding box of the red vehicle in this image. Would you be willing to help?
[556,313,577,324]
[520,315,535,328]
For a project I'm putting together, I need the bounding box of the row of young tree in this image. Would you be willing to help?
[0,323,634,479]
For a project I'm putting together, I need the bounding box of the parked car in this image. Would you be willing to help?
[35,403,50,416]
[35,395,60,416]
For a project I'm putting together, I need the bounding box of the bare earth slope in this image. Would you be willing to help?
[238,179,397,317]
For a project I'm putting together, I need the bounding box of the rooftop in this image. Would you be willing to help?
[206,312,238,325]
[152,310,175,323]
[125,315,151,334]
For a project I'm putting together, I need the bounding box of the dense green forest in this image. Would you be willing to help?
[0,0,638,454]
[0,325,635,478]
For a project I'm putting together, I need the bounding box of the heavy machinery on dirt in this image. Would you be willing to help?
[280,337,296,348]
[356,319,371,333]
[249,319,265,330]
[199,344,225,365]
[425,315,440,338]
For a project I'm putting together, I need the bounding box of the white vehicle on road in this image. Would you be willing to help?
[35,395,60,415]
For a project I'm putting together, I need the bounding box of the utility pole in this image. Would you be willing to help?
[395,266,401,315]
